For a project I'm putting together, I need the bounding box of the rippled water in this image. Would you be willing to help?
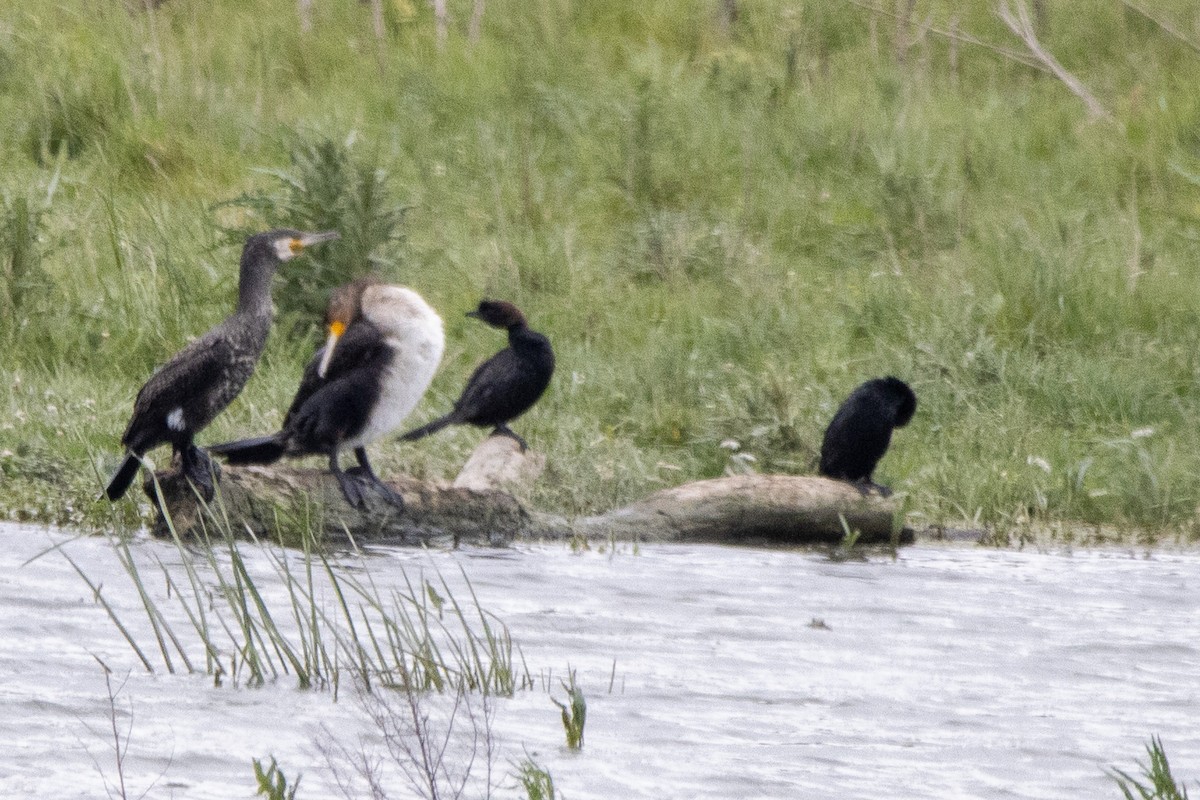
[2,520,1198,799]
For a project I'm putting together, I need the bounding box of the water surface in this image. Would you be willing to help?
[1,521,1196,799]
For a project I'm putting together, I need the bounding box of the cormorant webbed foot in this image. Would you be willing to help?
[333,470,369,508]
[347,448,405,509]
[343,467,406,509]
[851,479,892,498]
[491,425,528,452]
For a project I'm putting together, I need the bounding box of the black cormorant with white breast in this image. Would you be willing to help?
[400,299,554,451]
[104,229,340,502]
[818,376,917,497]
[209,278,445,508]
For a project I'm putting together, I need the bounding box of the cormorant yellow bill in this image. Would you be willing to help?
[290,230,340,255]
[317,319,347,378]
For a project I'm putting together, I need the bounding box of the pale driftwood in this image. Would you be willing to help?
[572,474,907,545]
[146,437,906,547]
[452,434,545,492]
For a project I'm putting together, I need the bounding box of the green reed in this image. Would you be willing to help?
[70,500,527,696]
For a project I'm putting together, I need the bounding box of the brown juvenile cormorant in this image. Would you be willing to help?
[400,299,554,451]
[818,376,917,497]
[209,279,445,509]
[103,229,340,502]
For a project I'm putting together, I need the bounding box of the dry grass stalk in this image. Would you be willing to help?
[1119,0,1200,57]
[434,0,449,50]
[997,0,1112,121]
[298,0,313,33]
[846,0,1046,73]
[468,0,485,45]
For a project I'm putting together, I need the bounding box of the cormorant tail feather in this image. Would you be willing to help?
[208,435,287,465]
[399,415,455,442]
[104,453,142,501]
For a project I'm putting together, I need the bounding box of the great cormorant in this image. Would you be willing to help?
[400,299,554,451]
[209,279,445,509]
[103,229,340,502]
[818,376,917,497]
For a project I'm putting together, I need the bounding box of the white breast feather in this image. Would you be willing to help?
[346,286,445,448]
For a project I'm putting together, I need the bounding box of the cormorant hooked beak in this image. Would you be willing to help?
[272,229,340,262]
[317,318,346,379]
[290,230,341,255]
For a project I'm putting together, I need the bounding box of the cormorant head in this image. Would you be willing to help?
[243,228,341,266]
[879,376,918,427]
[317,275,381,378]
[467,299,527,330]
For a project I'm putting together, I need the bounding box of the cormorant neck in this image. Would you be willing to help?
[509,323,549,354]
[236,255,278,317]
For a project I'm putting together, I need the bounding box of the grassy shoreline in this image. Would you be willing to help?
[4,0,1200,542]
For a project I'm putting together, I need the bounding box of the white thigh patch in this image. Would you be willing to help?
[166,407,186,431]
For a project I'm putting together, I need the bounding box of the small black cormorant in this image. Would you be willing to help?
[400,299,554,451]
[818,376,917,497]
[209,279,445,509]
[104,229,339,502]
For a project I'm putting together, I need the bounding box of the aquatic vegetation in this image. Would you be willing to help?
[552,668,586,751]
[825,514,867,563]
[253,757,301,800]
[63,504,529,695]
[1111,736,1192,800]
[515,757,557,800]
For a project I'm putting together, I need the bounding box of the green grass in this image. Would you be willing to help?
[4,1,1200,541]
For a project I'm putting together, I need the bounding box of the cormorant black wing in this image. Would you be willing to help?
[122,335,237,451]
[453,350,519,422]
[819,397,894,481]
[282,365,383,454]
[284,321,386,427]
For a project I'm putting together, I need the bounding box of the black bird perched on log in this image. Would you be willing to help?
[400,299,554,451]
[209,278,445,509]
[819,376,917,497]
[103,229,340,502]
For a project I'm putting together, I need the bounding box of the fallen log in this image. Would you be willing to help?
[573,473,908,546]
[146,436,907,547]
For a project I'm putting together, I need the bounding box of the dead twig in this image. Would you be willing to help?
[997,0,1113,121]
[320,684,500,800]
